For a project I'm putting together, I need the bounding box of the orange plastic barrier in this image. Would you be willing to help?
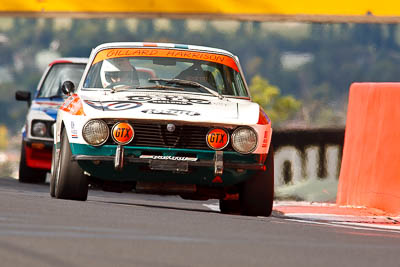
[337,83,400,215]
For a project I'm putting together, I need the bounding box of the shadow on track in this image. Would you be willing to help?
[89,198,220,215]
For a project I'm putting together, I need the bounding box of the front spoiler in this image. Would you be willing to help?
[71,153,265,175]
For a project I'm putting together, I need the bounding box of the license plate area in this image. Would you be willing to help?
[149,160,189,172]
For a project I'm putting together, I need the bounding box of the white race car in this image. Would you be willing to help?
[16,58,88,183]
[51,42,273,216]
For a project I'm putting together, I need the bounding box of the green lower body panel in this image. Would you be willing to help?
[71,144,263,187]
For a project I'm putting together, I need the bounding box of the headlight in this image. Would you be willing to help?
[232,127,258,154]
[32,122,47,137]
[82,120,109,146]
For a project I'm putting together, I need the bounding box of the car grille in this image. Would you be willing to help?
[105,120,232,151]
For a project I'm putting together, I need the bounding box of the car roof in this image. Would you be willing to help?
[48,57,88,66]
[92,42,237,58]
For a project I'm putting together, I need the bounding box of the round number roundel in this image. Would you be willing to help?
[111,122,134,145]
[206,128,229,150]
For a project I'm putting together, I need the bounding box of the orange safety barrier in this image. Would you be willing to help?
[337,83,400,215]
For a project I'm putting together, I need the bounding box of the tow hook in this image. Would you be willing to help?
[114,145,124,171]
[214,151,223,176]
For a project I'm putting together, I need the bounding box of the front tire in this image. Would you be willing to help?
[240,147,274,216]
[50,145,57,197]
[54,129,88,201]
[18,142,46,184]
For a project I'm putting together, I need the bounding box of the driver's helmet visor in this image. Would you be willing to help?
[105,71,133,83]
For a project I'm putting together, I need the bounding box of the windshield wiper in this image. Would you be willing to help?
[148,78,224,99]
[109,84,184,93]
[135,84,184,91]
[110,87,129,93]
[109,84,137,93]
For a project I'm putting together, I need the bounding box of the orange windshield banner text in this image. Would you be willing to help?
[92,48,239,72]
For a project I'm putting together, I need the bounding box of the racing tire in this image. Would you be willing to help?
[18,142,46,184]
[49,145,56,197]
[54,129,88,201]
[219,199,241,214]
[240,146,274,217]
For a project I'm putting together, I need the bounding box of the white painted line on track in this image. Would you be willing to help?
[285,218,400,233]
[335,222,400,231]
[203,203,220,212]
[203,202,400,233]
[273,201,337,207]
[280,213,400,222]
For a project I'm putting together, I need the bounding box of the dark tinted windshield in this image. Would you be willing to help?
[37,63,86,98]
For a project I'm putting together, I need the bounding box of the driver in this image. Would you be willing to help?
[175,62,206,83]
[100,57,140,88]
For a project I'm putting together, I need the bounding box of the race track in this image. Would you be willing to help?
[0,177,399,267]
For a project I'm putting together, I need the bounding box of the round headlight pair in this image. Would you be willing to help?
[231,127,258,154]
[82,120,135,146]
[32,122,47,137]
[206,127,258,154]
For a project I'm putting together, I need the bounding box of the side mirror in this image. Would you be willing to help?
[15,91,31,107]
[61,81,75,96]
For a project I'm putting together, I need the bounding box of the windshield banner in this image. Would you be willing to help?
[92,48,239,72]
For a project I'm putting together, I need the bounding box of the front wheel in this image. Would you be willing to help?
[240,147,274,216]
[49,145,57,197]
[54,129,88,201]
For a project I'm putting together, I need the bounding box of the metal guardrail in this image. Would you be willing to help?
[272,128,345,184]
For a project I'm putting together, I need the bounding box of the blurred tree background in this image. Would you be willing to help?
[2,18,400,138]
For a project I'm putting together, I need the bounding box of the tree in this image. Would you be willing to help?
[249,75,301,125]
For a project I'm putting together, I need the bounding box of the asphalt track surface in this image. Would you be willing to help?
[0,176,399,267]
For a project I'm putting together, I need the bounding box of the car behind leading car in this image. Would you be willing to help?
[16,57,88,183]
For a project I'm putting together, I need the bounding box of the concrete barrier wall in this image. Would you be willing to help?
[337,83,400,214]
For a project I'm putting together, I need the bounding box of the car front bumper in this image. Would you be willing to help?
[24,139,53,170]
[70,144,267,186]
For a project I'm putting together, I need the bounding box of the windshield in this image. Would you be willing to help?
[37,63,86,98]
[83,48,249,97]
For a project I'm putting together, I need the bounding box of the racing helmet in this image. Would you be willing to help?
[100,58,139,88]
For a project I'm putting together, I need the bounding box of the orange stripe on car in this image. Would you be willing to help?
[92,48,239,72]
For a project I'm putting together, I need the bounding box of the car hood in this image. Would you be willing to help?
[79,91,260,125]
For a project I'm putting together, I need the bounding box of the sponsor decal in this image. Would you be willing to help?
[92,48,239,72]
[206,128,229,150]
[111,122,134,145]
[60,94,85,116]
[84,100,142,111]
[35,101,62,107]
[71,122,78,138]
[262,130,269,148]
[141,109,200,116]
[139,155,198,162]
[127,95,210,105]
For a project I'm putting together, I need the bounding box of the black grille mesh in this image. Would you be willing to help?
[105,120,231,150]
